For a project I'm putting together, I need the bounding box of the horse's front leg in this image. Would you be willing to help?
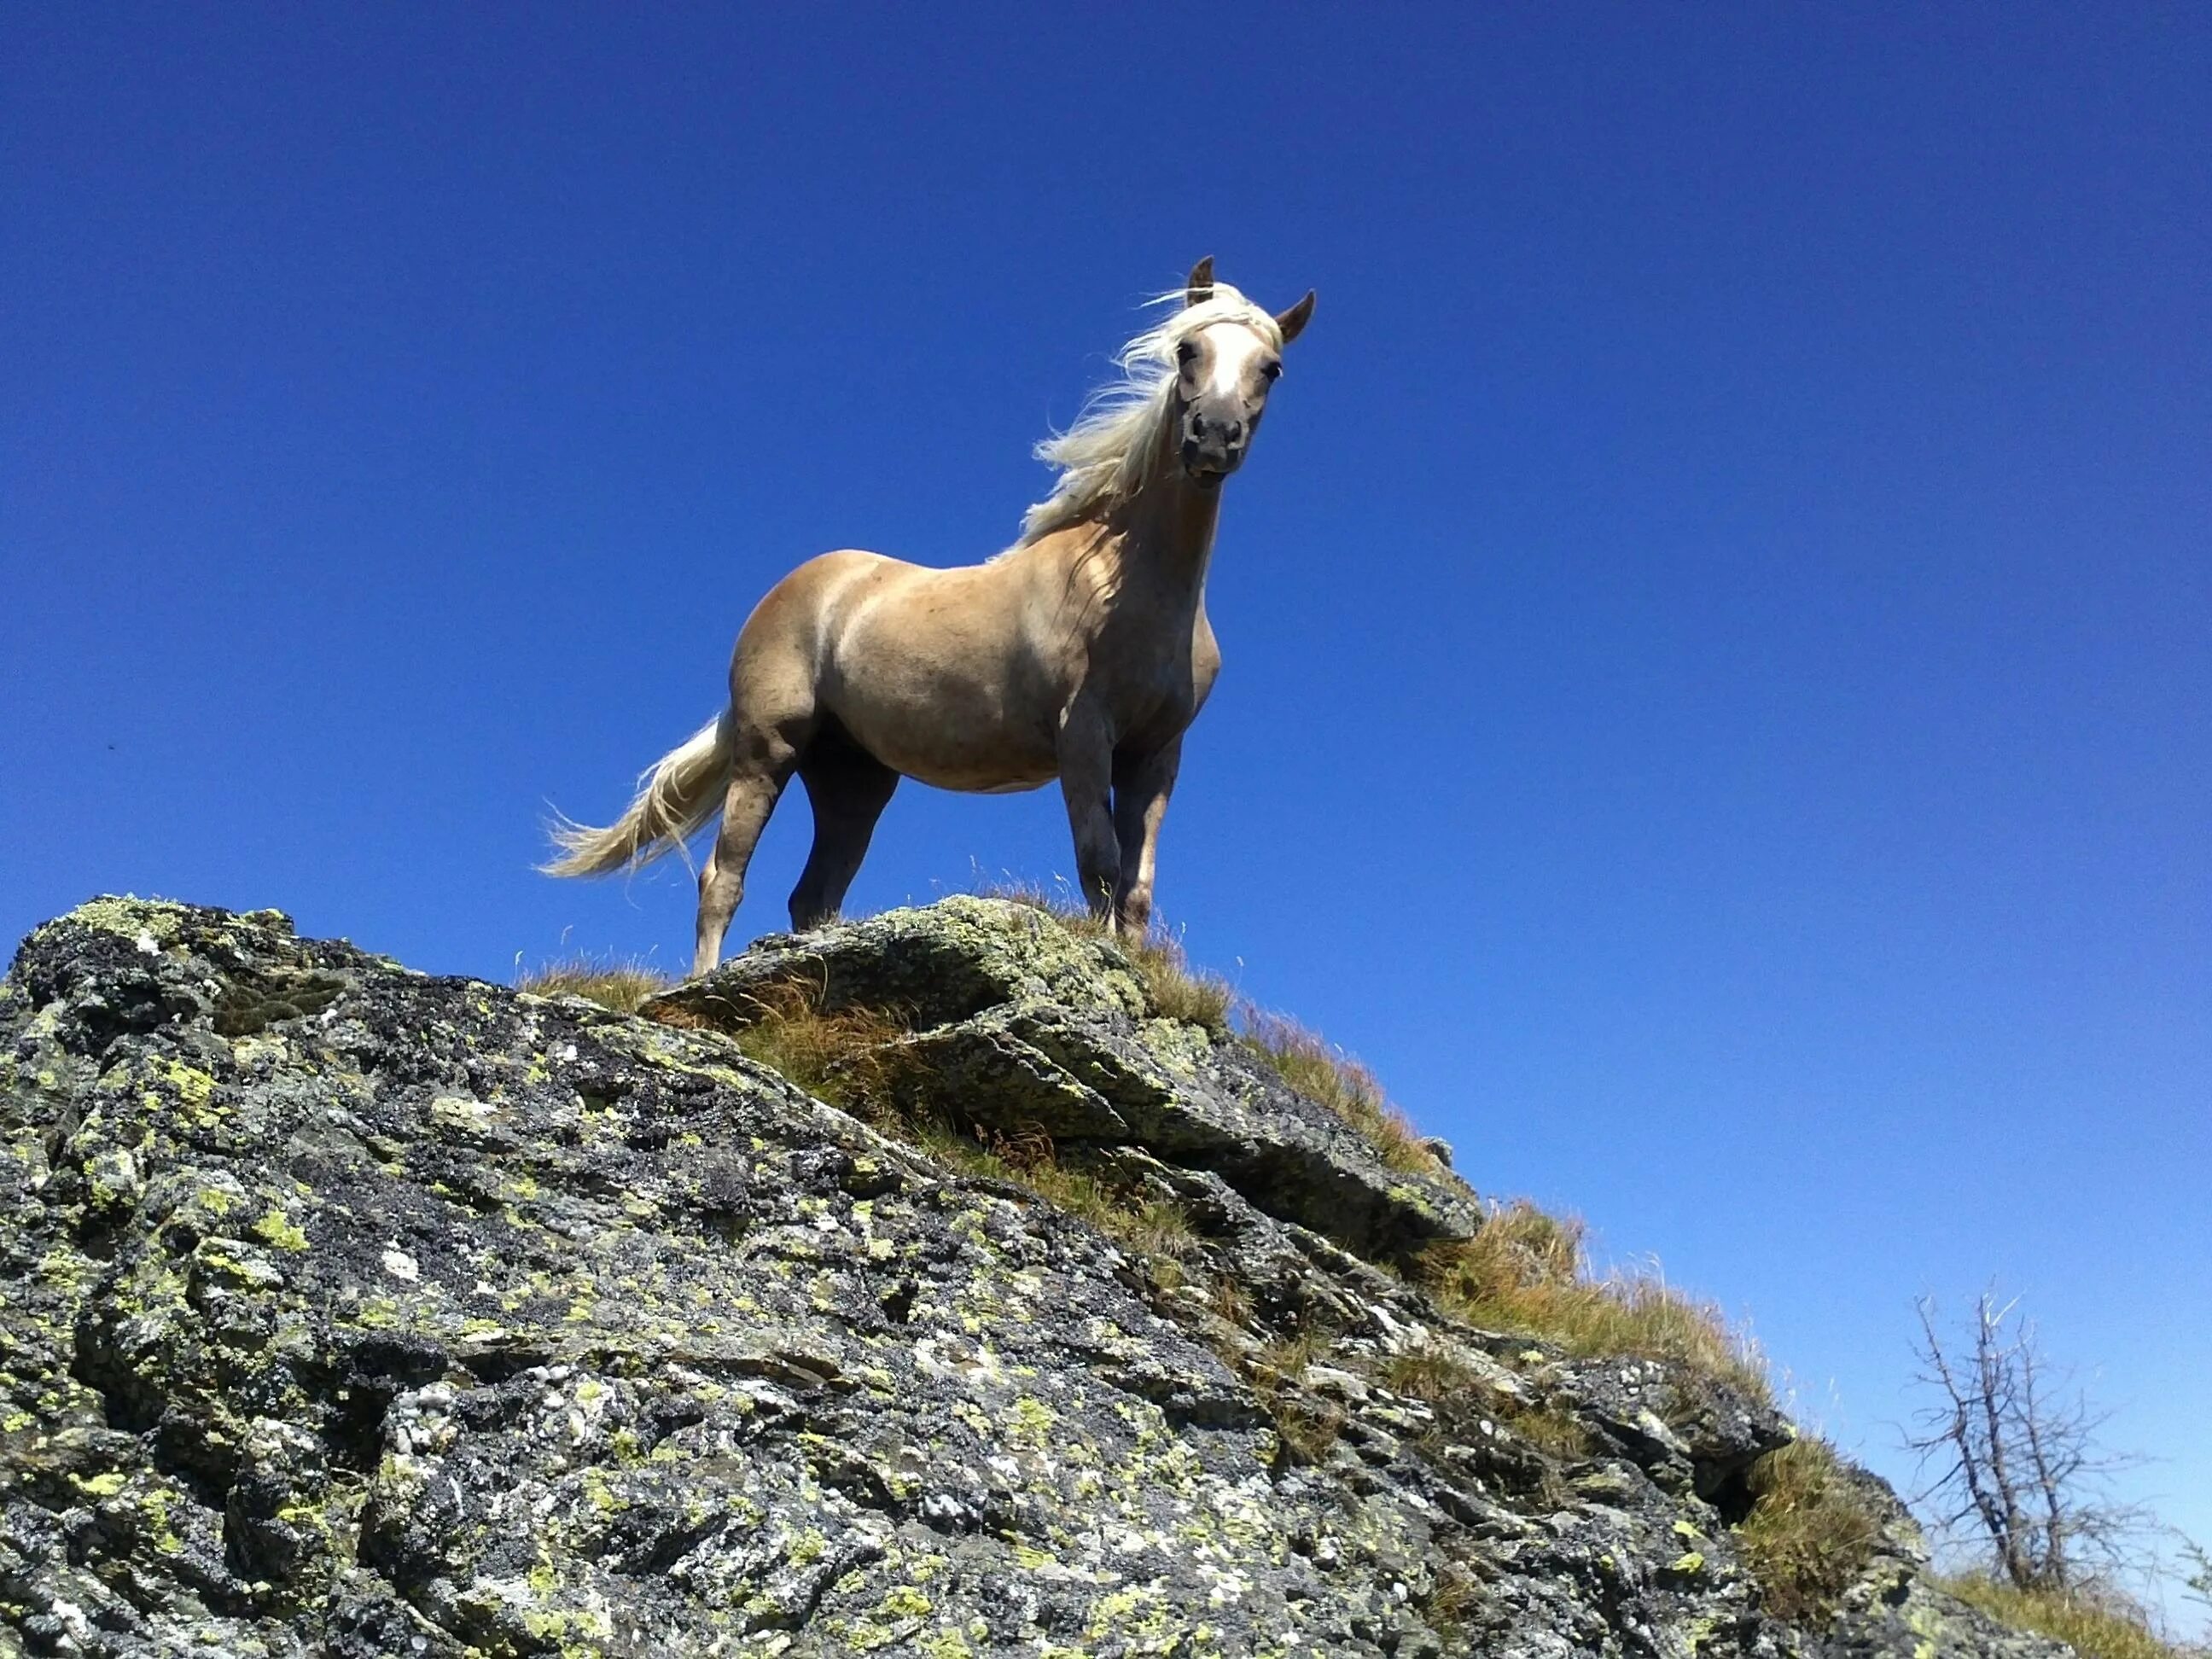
[1056,704,1121,920]
[1110,737,1181,941]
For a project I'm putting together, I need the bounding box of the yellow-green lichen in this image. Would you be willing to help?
[1005,1395,1057,1445]
[61,896,189,942]
[154,1059,215,1107]
[252,1208,310,1252]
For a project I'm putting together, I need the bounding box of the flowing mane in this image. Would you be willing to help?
[1013,281,1284,546]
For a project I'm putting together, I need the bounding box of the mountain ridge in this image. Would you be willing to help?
[0,894,2072,1656]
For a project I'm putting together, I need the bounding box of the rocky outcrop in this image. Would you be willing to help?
[646,899,1481,1261]
[0,896,2069,1656]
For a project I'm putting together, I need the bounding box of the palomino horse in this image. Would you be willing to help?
[544,259,1315,976]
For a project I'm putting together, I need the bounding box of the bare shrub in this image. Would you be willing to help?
[1907,1294,2152,1594]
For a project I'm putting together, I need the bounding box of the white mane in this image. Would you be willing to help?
[1014,282,1283,546]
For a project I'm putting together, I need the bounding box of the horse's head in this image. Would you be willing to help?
[1173,256,1315,483]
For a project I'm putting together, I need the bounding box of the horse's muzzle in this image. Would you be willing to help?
[1182,407,1247,480]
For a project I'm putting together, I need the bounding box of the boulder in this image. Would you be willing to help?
[650,899,1482,1260]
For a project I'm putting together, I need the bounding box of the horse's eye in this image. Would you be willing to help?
[1176,341,1198,365]
[1261,360,1283,381]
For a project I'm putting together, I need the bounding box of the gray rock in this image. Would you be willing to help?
[647,896,1150,1030]
[657,899,1482,1260]
[0,897,2074,1656]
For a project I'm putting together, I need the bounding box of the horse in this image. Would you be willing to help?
[544,258,1316,977]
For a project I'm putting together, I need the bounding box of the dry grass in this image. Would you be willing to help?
[1422,1557,1484,1633]
[1132,940,1236,1030]
[952,1129,1201,1266]
[1500,1400,1598,1460]
[677,981,917,1115]
[1207,1277,1256,1332]
[1377,1345,1489,1404]
[1939,1576,2186,1659]
[1237,1010,1441,1175]
[1266,1399,1347,1467]
[1413,1201,1770,1402]
[1733,1439,1883,1625]
[1246,1331,1345,1465]
[515,956,674,1014]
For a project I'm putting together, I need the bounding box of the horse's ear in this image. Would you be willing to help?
[1274,289,1316,345]
[1185,256,1215,307]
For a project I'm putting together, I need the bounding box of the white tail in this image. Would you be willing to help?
[541,713,732,877]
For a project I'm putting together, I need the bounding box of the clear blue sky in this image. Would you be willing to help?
[6,3,2206,1604]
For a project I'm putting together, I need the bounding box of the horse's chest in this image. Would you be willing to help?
[1086,615,1218,742]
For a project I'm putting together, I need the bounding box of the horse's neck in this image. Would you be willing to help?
[1106,417,1230,606]
[1102,461,1220,607]
[1016,423,1220,632]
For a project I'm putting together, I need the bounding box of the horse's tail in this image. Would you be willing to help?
[541,712,733,877]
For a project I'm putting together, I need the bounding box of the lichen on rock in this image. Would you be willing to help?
[0,897,2071,1656]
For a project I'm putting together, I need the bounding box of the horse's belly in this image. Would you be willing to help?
[869,736,1058,795]
[827,690,1058,794]
[824,593,1063,791]
[887,752,1057,794]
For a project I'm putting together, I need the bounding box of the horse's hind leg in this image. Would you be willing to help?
[788,729,899,930]
[693,720,806,976]
[693,764,790,977]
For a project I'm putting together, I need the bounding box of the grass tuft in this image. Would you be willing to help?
[516,957,673,1014]
[1247,1331,1344,1465]
[718,984,912,1115]
[1236,1010,1441,1174]
[1379,1344,1594,1461]
[1938,1576,2186,1659]
[1207,1276,1255,1332]
[952,1128,1201,1266]
[1500,1400,1597,1460]
[1413,1201,1769,1401]
[1421,1557,1483,1634]
[1377,1345,1488,1404]
[1131,938,1236,1030]
[1733,1438,1883,1625]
